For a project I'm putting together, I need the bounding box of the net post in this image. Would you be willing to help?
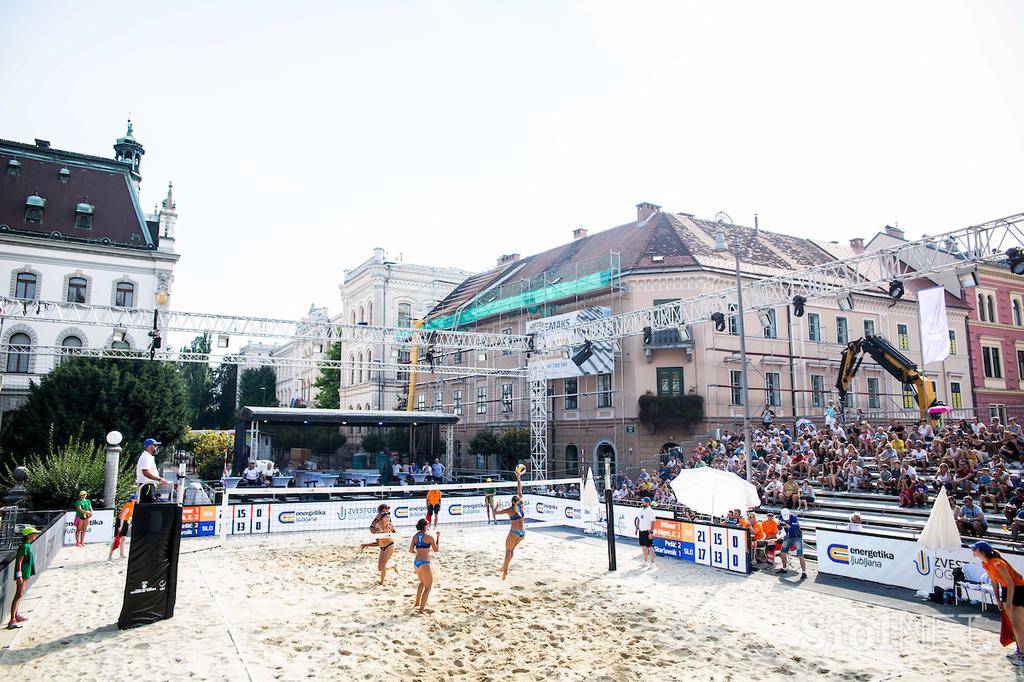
[220,485,229,542]
[604,459,616,571]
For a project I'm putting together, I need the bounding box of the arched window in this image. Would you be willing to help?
[351,310,356,325]
[978,293,985,321]
[988,295,996,323]
[1014,299,1023,327]
[349,354,356,385]
[6,332,31,373]
[397,302,412,328]
[367,302,373,325]
[359,306,365,324]
[66,276,88,303]
[357,352,363,383]
[60,335,82,364]
[14,272,37,299]
[565,444,579,476]
[115,282,135,308]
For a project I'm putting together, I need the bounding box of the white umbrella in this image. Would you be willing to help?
[917,487,962,551]
[916,487,962,597]
[669,467,761,517]
[581,468,600,507]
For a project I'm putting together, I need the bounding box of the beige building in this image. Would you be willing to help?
[417,203,974,477]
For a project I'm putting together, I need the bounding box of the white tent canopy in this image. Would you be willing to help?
[669,467,761,517]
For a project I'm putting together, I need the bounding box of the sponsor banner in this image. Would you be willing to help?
[525,495,586,527]
[525,307,614,379]
[606,503,672,540]
[63,509,114,545]
[181,505,219,538]
[653,519,748,574]
[816,529,1024,591]
[222,496,512,536]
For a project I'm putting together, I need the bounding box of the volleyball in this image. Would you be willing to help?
[515,464,527,476]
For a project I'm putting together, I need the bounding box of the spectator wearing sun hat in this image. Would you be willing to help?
[136,438,169,503]
[7,525,40,629]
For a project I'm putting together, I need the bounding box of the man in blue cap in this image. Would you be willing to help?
[136,438,169,503]
[638,497,656,565]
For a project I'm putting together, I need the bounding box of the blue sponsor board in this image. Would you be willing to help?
[653,537,684,559]
[181,521,217,538]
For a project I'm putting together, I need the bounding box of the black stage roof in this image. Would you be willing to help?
[237,407,459,427]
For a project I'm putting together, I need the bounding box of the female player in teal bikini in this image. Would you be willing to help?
[494,468,525,580]
[409,518,440,613]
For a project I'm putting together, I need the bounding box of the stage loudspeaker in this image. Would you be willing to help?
[118,502,182,629]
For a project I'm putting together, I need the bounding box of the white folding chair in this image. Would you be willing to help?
[956,562,996,612]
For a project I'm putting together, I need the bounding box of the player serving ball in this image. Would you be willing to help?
[494,464,527,580]
[360,504,399,586]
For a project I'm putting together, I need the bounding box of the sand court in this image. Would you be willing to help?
[0,525,1010,681]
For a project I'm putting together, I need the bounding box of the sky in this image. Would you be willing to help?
[2,1,1023,332]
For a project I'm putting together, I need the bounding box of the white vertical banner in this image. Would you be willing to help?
[918,286,949,365]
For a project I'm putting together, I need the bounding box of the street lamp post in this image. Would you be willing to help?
[713,212,757,482]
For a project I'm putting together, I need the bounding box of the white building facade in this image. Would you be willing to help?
[272,304,330,406]
[338,248,470,413]
[0,125,179,414]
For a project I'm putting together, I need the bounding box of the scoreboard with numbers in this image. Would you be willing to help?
[652,519,749,574]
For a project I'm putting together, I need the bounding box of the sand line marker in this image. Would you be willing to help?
[195,555,255,682]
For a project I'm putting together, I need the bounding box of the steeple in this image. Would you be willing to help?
[113,118,145,184]
[157,181,177,254]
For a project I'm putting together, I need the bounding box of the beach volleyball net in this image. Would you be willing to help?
[215,477,583,545]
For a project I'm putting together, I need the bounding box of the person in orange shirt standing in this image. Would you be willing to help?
[974,541,1024,665]
[425,488,442,530]
[107,493,136,561]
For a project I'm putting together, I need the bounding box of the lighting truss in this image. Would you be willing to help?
[554,212,1024,345]
[3,345,527,378]
[0,299,532,352]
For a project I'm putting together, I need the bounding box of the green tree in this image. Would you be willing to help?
[498,427,530,471]
[4,434,136,510]
[180,334,214,428]
[180,428,233,480]
[360,432,385,453]
[0,358,189,467]
[238,366,278,407]
[210,362,239,428]
[313,343,342,409]
[469,429,501,458]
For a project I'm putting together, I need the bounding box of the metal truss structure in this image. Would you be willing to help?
[0,297,532,352]
[0,345,527,378]
[554,212,1024,345]
[527,363,548,481]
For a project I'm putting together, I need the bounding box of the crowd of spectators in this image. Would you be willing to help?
[604,411,1024,542]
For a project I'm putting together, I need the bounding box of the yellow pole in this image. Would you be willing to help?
[406,319,423,411]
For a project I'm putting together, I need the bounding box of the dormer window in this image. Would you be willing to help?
[75,201,94,229]
[24,193,45,223]
[7,159,20,176]
[58,167,70,184]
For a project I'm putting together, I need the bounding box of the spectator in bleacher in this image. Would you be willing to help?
[845,461,865,492]
[798,480,815,510]
[1010,507,1024,544]
[971,416,986,436]
[1006,488,1024,524]
[956,496,988,536]
[979,485,1001,515]
[877,462,898,494]
[824,400,837,429]
[933,463,953,494]
[911,477,929,507]
[916,419,934,443]
[764,476,783,506]
[847,513,863,532]
[954,461,975,495]
[781,476,800,509]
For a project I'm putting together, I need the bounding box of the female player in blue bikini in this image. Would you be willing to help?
[494,468,525,580]
[409,518,440,613]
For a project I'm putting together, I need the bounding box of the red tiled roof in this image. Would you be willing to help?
[0,139,155,249]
